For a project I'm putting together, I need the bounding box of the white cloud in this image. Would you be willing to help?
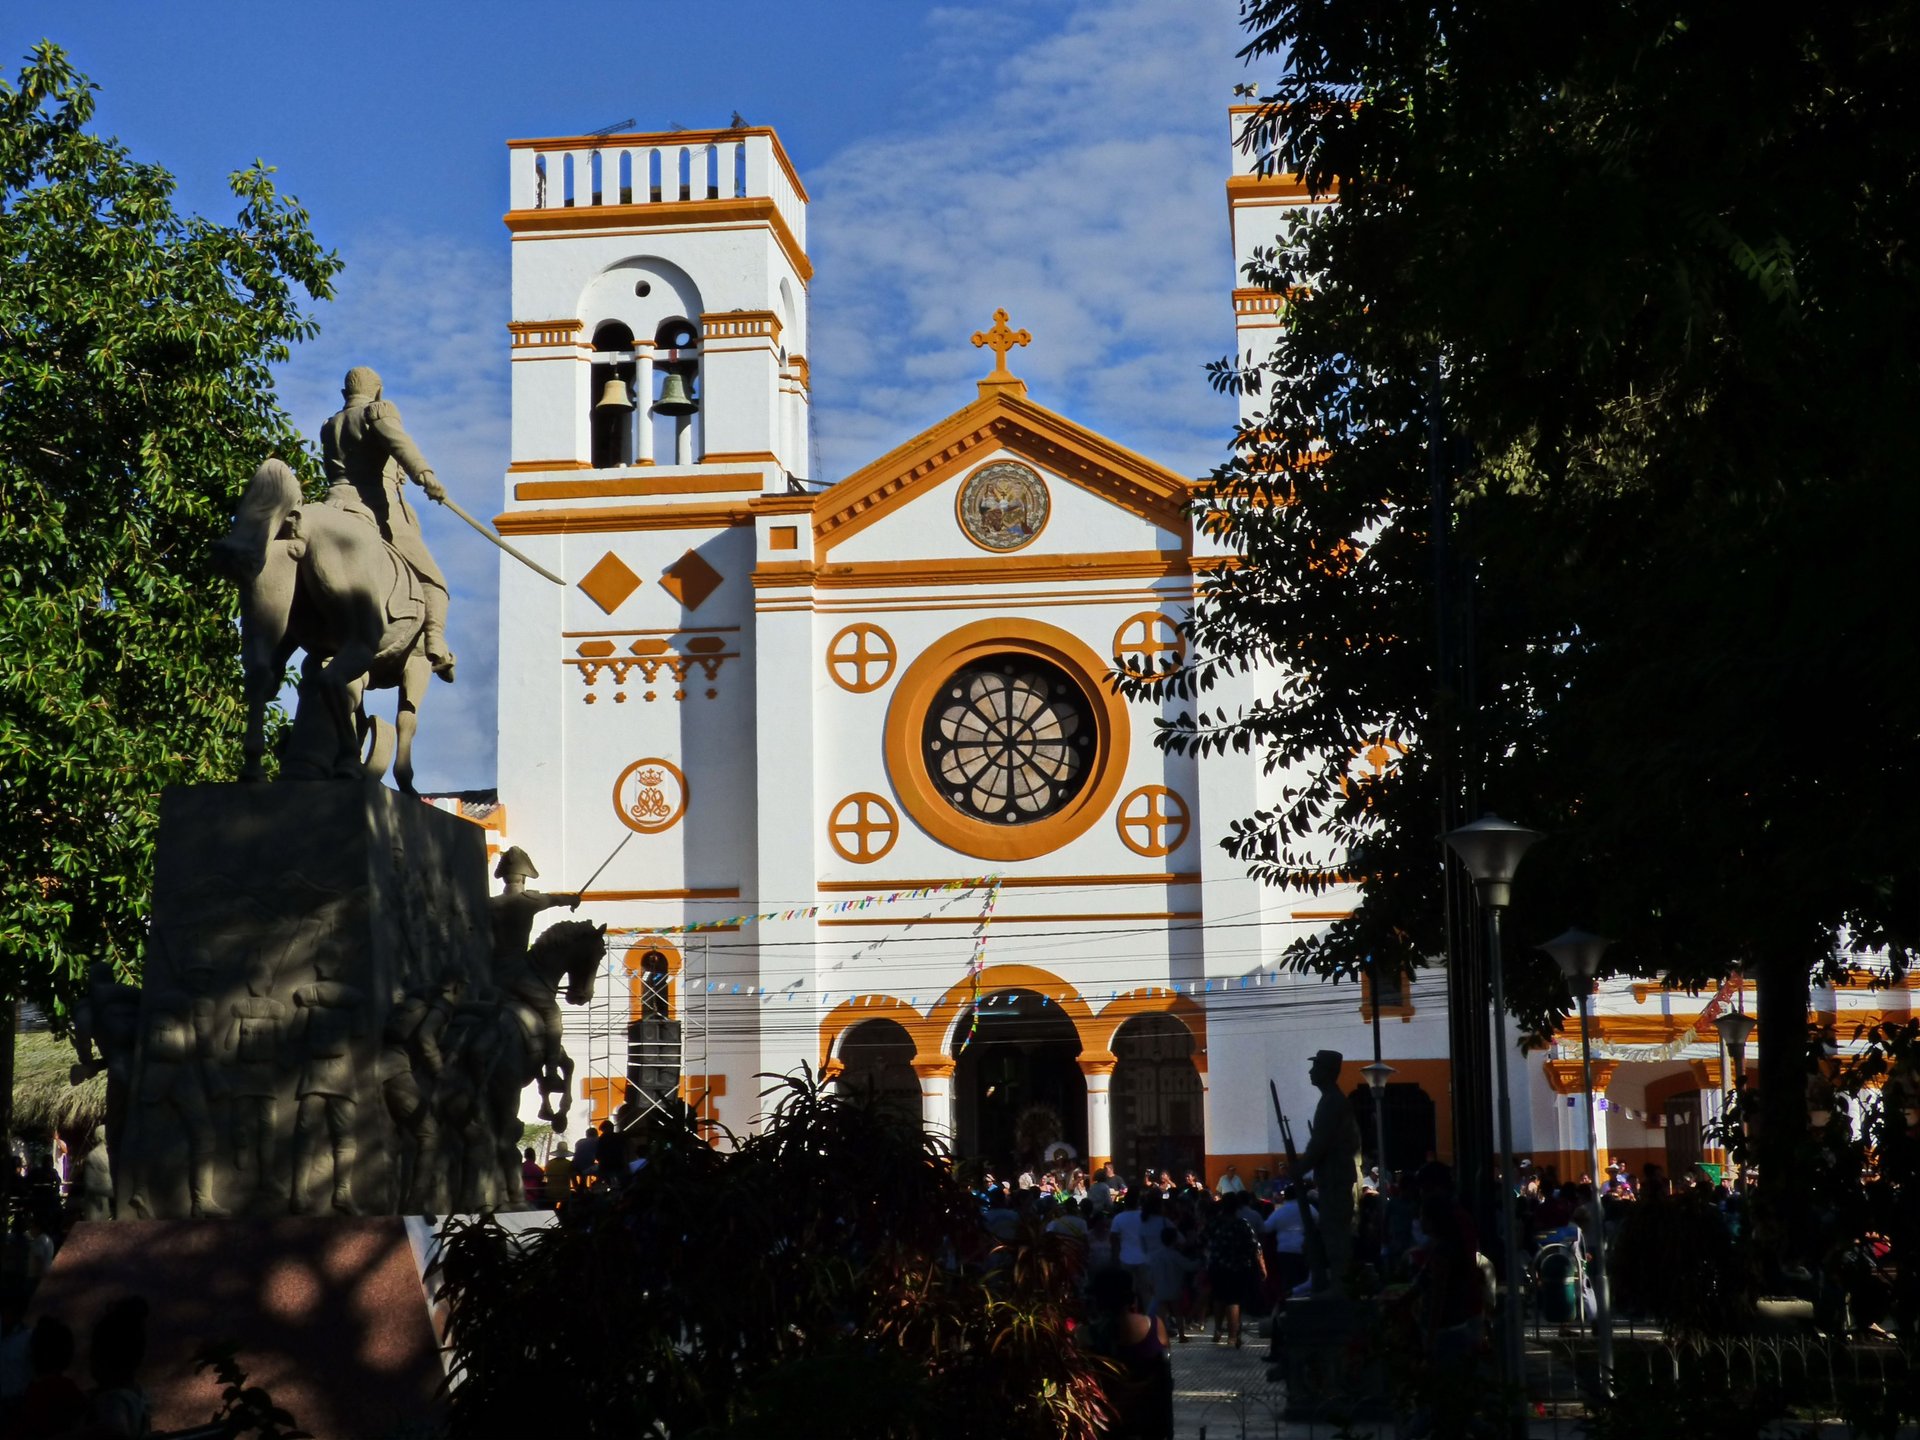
[807,0,1246,481]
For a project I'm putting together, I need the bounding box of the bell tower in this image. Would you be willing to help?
[503,126,812,480]
[494,128,815,1137]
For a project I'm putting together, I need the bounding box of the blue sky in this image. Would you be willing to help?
[5,1,1258,791]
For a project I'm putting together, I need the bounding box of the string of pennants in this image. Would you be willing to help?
[640,874,1003,934]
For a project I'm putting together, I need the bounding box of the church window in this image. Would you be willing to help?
[921,655,1094,825]
[590,321,637,468]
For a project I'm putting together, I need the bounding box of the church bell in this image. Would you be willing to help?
[652,369,699,417]
[593,375,635,412]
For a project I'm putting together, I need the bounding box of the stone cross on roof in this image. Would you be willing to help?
[971,308,1031,398]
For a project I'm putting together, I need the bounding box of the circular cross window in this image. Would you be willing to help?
[884,619,1132,861]
[921,655,1094,825]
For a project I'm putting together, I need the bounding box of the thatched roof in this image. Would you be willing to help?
[13,1030,106,1137]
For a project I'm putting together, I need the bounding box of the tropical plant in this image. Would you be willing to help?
[434,1074,1109,1439]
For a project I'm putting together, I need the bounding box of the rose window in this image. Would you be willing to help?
[921,655,1094,824]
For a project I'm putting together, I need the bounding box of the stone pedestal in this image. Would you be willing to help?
[117,782,493,1218]
[1275,1295,1389,1421]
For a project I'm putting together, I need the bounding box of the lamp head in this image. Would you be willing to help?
[1361,1060,1395,1095]
[1713,1008,1757,1051]
[1442,815,1542,910]
[1541,928,1612,986]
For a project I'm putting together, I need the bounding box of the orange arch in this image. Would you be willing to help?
[819,995,933,1071]
[925,963,1096,1058]
[1090,987,1209,1074]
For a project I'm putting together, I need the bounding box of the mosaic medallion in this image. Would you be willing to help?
[956,461,1049,553]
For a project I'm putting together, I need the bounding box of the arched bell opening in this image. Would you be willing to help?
[650,316,701,464]
[1111,1013,1204,1185]
[833,1017,921,1124]
[590,320,637,468]
[952,989,1087,1174]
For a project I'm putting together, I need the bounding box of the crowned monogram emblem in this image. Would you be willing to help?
[613,757,688,835]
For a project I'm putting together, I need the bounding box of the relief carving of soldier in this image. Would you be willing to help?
[292,951,366,1215]
[126,956,228,1219]
[224,956,290,1206]
[69,961,143,1167]
[380,967,462,1213]
[489,847,580,1111]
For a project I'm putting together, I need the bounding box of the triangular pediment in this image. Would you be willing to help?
[809,390,1195,559]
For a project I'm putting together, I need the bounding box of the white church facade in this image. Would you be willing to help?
[484,116,1864,1188]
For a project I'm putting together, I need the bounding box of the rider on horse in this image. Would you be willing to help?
[320,366,457,682]
[489,847,581,1088]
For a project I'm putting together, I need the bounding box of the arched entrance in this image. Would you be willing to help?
[1347,1082,1438,1178]
[953,991,1087,1171]
[834,1017,923,1124]
[1111,1014,1204,1182]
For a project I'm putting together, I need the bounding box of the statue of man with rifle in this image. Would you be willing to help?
[1273,1050,1365,1297]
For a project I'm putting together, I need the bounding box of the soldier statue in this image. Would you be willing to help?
[320,365,456,682]
[224,956,291,1206]
[69,961,143,1168]
[125,957,228,1219]
[291,951,366,1215]
[1294,1049,1364,1295]
[489,847,580,1093]
[379,967,463,1213]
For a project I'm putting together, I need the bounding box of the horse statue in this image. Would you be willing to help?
[211,457,435,791]
[431,919,604,1210]
[497,918,606,1135]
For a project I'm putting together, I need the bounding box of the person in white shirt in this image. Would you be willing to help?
[1108,1192,1160,1304]
[1216,1164,1248,1195]
[1263,1185,1311,1298]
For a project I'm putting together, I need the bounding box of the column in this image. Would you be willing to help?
[1691,1057,1727,1168]
[914,1058,954,1145]
[1079,1052,1117,1173]
[675,410,693,465]
[635,346,654,464]
[1543,1058,1617,1179]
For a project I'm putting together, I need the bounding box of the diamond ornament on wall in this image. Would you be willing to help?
[660,549,724,610]
[578,552,642,615]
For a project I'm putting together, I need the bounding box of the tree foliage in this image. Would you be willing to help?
[1140,3,1920,1051]
[435,1076,1108,1439]
[0,44,338,1017]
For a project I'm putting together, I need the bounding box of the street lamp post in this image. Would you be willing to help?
[1540,927,1616,1395]
[1443,815,1541,1427]
[1714,1004,1758,1183]
[1368,952,1393,1179]
[1363,1059,1396,1183]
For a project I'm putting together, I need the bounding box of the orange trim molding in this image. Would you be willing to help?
[814,872,1198,893]
[514,473,763,500]
[495,503,752,536]
[883,617,1132,862]
[503,195,812,283]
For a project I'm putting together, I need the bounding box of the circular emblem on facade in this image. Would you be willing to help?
[826,623,898,693]
[1116,785,1191,857]
[956,461,1049,553]
[923,654,1094,824]
[828,792,900,864]
[1112,612,1184,679]
[613,757,688,834]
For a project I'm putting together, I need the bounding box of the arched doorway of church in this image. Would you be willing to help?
[1111,1014,1205,1183]
[1348,1082,1438,1178]
[952,991,1087,1173]
[833,1018,921,1124]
